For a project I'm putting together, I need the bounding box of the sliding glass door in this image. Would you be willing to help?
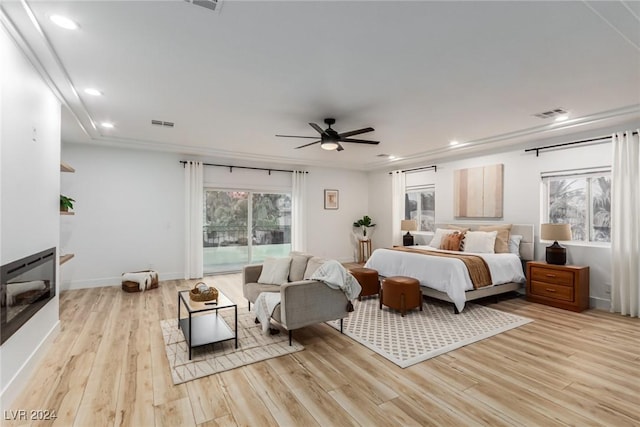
[203,189,291,274]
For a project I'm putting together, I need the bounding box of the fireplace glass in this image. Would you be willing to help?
[1,247,56,345]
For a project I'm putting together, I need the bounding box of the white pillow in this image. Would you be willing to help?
[509,234,523,255]
[257,257,291,285]
[462,231,498,253]
[428,228,457,248]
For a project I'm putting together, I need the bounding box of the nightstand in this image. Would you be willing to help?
[526,261,589,312]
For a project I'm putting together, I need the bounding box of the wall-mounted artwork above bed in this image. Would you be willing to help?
[454,163,503,218]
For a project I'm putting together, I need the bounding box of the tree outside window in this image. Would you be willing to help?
[544,172,610,243]
[405,187,435,232]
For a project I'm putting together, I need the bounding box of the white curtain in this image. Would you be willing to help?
[291,170,307,252]
[610,130,640,317]
[184,161,204,279]
[391,170,406,246]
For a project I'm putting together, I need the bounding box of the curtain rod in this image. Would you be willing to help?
[524,131,638,157]
[388,165,437,175]
[180,161,308,175]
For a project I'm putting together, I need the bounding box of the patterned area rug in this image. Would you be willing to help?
[328,297,532,368]
[161,310,303,384]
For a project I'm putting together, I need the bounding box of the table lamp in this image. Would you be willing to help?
[540,223,572,265]
[401,219,418,246]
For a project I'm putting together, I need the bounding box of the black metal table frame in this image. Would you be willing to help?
[177,290,238,360]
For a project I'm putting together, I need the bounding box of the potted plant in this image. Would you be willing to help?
[60,195,75,212]
[353,215,376,240]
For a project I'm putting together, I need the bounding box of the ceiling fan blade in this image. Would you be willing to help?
[341,138,380,145]
[336,143,345,151]
[295,140,321,149]
[275,134,319,139]
[309,123,326,135]
[338,127,374,138]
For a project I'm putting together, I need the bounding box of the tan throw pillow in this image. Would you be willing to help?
[478,224,512,253]
[289,252,312,282]
[428,228,456,248]
[447,224,470,233]
[440,232,465,251]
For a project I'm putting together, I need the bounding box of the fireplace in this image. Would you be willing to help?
[1,248,56,345]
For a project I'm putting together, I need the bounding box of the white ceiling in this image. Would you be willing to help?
[3,1,639,170]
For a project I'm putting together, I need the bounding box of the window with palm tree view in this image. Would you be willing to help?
[543,172,611,243]
[405,186,435,232]
[203,190,291,273]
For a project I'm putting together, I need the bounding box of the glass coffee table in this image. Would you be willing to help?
[177,288,237,360]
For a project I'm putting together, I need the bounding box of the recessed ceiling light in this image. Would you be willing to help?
[50,15,78,30]
[100,122,114,129]
[388,155,396,160]
[555,115,569,122]
[84,88,102,96]
[449,140,459,146]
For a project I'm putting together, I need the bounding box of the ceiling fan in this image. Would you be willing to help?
[276,118,379,151]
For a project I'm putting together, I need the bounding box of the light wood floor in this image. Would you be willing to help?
[5,274,640,427]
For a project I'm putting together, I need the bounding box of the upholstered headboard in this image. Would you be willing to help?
[434,223,535,261]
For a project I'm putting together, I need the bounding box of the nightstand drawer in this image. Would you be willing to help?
[530,281,574,301]
[530,267,574,286]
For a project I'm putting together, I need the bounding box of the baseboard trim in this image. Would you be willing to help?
[61,272,184,290]
[0,321,60,410]
[590,296,610,311]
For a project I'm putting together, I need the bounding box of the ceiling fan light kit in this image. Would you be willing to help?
[276,117,379,152]
[321,141,340,151]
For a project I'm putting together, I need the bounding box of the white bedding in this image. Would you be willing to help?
[364,246,525,312]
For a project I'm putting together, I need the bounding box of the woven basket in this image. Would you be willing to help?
[189,283,218,302]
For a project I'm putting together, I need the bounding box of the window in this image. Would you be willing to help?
[542,170,611,243]
[405,185,435,232]
[203,189,291,273]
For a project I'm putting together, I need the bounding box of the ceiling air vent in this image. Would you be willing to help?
[534,108,568,119]
[184,0,221,12]
[151,120,175,128]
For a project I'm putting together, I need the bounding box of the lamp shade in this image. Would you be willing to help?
[401,219,417,232]
[540,223,572,241]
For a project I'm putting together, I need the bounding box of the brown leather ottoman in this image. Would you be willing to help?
[380,276,422,316]
[349,267,380,300]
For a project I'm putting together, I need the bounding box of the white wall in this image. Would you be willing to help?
[60,144,185,289]
[59,146,370,287]
[305,166,369,261]
[1,27,61,408]
[368,135,620,309]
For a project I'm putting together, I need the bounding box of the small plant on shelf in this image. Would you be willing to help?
[60,195,75,212]
[353,215,376,239]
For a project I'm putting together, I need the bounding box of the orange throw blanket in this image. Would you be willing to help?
[390,247,493,289]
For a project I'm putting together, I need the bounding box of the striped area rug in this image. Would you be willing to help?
[328,297,532,368]
[161,310,303,384]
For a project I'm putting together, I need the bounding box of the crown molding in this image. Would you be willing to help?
[365,104,640,170]
[1,2,96,138]
[72,135,368,171]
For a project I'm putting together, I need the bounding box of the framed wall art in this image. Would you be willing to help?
[324,189,339,210]
[454,163,504,218]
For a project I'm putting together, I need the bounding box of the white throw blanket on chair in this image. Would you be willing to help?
[310,260,362,300]
[253,292,282,335]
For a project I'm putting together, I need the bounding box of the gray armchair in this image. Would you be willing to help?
[242,260,349,345]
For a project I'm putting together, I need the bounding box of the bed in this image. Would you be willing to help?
[364,223,534,313]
